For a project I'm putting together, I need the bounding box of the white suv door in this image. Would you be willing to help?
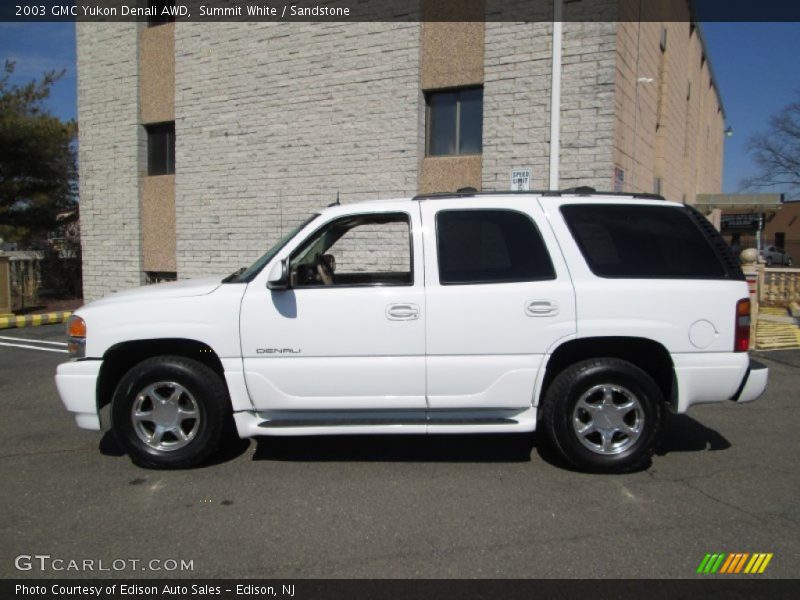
[239,206,426,411]
[420,197,576,409]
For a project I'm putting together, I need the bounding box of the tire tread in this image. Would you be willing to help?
[540,357,664,473]
[111,355,231,470]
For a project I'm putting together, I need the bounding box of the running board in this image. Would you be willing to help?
[233,408,536,437]
[259,417,517,428]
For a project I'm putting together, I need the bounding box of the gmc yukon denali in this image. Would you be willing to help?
[55,188,768,472]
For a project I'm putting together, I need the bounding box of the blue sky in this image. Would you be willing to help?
[0,21,798,198]
[0,23,76,122]
[702,23,800,197]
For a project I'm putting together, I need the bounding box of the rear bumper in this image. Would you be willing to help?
[55,359,102,431]
[672,353,767,413]
[731,359,769,404]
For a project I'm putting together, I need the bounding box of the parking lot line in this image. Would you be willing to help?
[0,335,68,346]
[0,341,68,353]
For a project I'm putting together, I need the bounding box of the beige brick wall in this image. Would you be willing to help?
[77,23,144,301]
[174,22,422,279]
[77,5,728,295]
[614,0,725,201]
[558,20,618,190]
[483,16,618,192]
[482,18,554,191]
[328,221,411,274]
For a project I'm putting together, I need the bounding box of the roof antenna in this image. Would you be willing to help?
[328,191,341,208]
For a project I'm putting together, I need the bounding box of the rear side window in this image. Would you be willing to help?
[560,204,728,279]
[436,210,555,285]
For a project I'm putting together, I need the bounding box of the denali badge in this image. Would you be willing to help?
[256,348,302,354]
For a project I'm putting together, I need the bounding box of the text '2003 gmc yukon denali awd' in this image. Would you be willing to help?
[55,189,768,472]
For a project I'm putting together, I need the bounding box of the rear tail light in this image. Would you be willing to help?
[734,298,751,352]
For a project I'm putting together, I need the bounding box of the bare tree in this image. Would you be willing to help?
[742,96,800,199]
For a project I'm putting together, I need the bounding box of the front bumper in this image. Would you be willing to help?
[732,359,769,403]
[55,359,103,431]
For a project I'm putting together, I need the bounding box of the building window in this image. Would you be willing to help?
[146,122,175,176]
[436,210,555,285]
[775,232,786,249]
[146,271,177,284]
[425,87,483,156]
[147,1,176,25]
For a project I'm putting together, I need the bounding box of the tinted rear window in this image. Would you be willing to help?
[437,209,555,284]
[560,204,727,279]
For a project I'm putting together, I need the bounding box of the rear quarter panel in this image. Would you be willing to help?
[541,197,750,353]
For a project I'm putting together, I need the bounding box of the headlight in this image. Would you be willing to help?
[66,315,86,358]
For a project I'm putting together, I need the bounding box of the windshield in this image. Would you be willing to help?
[224,214,319,283]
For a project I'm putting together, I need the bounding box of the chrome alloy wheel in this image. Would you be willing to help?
[572,384,644,455]
[131,382,200,452]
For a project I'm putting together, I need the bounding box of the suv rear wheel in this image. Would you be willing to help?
[540,358,664,472]
[111,356,232,469]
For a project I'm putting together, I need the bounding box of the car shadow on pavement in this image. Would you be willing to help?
[98,431,125,457]
[250,413,730,467]
[98,413,729,468]
[532,413,732,474]
[252,433,537,463]
[656,413,731,455]
[98,430,252,467]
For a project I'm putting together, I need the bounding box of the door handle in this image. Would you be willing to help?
[525,300,559,317]
[386,303,420,321]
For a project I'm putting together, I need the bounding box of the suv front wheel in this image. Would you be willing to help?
[111,356,232,469]
[540,358,665,472]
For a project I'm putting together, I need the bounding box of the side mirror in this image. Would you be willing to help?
[266,259,289,290]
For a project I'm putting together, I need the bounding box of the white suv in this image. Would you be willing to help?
[55,189,768,472]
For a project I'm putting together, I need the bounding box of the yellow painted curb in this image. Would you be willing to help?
[0,311,72,330]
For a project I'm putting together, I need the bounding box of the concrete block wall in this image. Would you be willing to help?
[77,23,144,301]
[329,221,411,274]
[483,14,617,193]
[558,20,618,190]
[482,19,554,191]
[614,0,725,200]
[174,22,422,279]
[76,7,724,295]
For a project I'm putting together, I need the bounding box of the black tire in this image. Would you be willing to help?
[111,356,232,469]
[539,358,665,473]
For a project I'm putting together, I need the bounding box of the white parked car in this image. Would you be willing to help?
[56,188,768,472]
[761,245,793,267]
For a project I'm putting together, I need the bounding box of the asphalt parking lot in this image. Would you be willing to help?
[0,324,798,579]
